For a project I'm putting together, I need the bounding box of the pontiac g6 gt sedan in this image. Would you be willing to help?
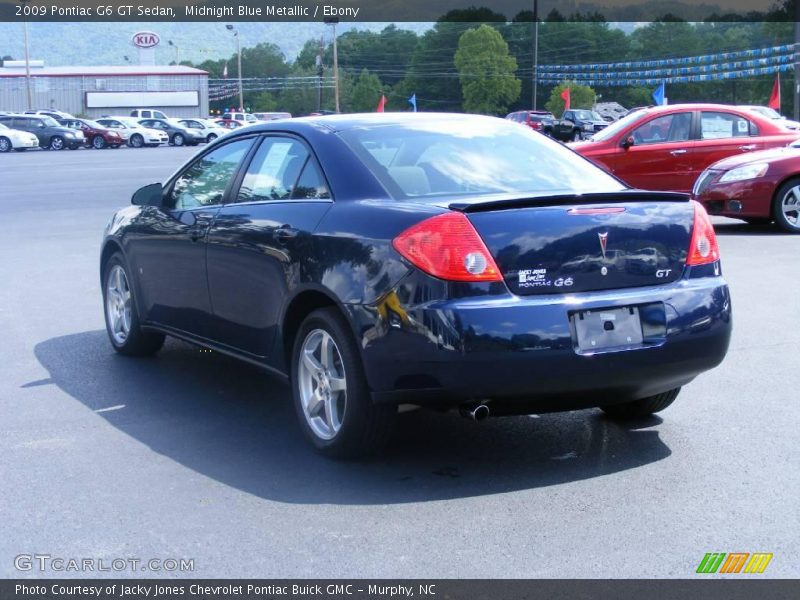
[100,114,732,457]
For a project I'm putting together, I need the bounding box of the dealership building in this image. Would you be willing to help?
[0,62,209,118]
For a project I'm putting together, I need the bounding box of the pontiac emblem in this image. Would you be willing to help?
[598,232,609,259]
[598,232,609,276]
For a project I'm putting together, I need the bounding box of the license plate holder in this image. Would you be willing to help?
[572,306,644,353]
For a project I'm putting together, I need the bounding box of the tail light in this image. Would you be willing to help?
[392,212,502,282]
[529,120,542,130]
[686,201,720,266]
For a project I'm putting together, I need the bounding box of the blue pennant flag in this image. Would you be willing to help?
[652,82,666,106]
[408,94,417,112]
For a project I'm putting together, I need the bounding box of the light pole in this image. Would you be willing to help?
[226,24,244,112]
[532,0,539,110]
[19,0,32,111]
[325,17,340,113]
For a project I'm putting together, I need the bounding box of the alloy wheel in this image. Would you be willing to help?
[781,185,800,230]
[106,265,132,345]
[297,329,347,440]
[0,137,10,152]
[50,136,64,150]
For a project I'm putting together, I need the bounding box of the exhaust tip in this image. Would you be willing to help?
[460,403,490,421]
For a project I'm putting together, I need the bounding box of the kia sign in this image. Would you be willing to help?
[132,31,160,49]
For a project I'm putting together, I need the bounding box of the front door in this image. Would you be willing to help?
[610,111,696,192]
[130,138,254,338]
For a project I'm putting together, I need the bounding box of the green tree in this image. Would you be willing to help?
[343,69,385,113]
[545,81,596,116]
[454,25,521,115]
[404,8,507,112]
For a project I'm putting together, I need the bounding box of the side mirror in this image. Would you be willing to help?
[621,136,635,149]
[131,183,164,207]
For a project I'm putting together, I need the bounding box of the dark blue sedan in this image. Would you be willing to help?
[100,113,732,457]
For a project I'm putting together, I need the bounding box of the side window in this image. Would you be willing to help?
[142,111,151,118]
[293,160,331,200]
[700,112,753,139]
[564,111,573,121]
[237,138,310,203]
[631,112,692,145]
[169,139,253,210]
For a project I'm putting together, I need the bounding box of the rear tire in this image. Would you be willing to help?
[49,136,65,150]
[772,178,800,233]
[92,135,106,149]
[291,307,395,458]
[129,134,144,148]
[172,133,185,146]
[102,253,165,357]
[601,388,680,419]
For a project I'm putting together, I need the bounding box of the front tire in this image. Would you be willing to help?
[571,130,582,142]
[601,388,681,419]
[102,253,165,356]
[772,178,800,233]
[291,307,395,458]
[0,136,11,152]
[206,133,218,143]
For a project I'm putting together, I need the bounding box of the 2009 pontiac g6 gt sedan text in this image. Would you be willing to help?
[100,114,732,457]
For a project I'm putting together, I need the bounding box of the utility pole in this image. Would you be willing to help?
[532,0,539,110]
[316,36,324,112]
[325,17,340,113]
[226,25,244,112]
[22,19,32,110]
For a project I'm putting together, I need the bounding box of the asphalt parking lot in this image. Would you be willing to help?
[1,147,798,579]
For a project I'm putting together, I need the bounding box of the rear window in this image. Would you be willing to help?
[337,118,624,199]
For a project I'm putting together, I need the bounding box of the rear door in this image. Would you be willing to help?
[609,111,696,192]
[689,110,763,179]
[206,135,333,357]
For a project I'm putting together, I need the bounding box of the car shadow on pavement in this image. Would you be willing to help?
[33,330,671,505]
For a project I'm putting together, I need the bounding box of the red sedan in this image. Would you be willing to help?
[692,143,800,233]
[571,104,800,194]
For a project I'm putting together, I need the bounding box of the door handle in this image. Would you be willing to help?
[188,211,216,242]
[739,144,756,151]
[670,149,687,155]
[274,226,299,244]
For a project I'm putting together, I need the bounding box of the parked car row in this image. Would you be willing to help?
[0,110,232,152]
[506,109,608,142]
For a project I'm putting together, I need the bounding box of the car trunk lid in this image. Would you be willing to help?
[447,191,692,296]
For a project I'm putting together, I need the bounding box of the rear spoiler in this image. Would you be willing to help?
[449,190,690,213]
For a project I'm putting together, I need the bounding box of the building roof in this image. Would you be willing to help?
[0,65,208,78]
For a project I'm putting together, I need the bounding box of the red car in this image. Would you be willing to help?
[213,118,246,130]
[505,110,556,135]
[692,142,800,233]
[58,118,124,149]
[571,104,800,194]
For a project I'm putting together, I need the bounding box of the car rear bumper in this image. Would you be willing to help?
[347,273,732,411]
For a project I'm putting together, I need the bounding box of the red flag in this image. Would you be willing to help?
[377,95,387,113]
[768,74,781,110]
[560,87,571,112]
